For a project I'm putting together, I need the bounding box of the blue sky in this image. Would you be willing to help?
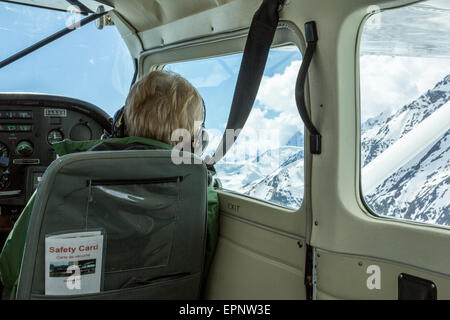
[0,1,302,137]
[0,2,134,115]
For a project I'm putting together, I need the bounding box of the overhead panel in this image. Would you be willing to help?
[109,0,235,32]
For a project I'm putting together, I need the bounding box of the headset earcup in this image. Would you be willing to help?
[111,106,125,138]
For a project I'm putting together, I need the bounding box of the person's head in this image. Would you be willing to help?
[124,70,205,148]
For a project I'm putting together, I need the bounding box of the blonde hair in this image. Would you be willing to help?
[124,70,204,146]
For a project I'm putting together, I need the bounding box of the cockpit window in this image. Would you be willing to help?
[166,46,304,210]
[360,0,450,227]
[0,2,134,115]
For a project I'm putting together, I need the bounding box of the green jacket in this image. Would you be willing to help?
[0,136,219,299]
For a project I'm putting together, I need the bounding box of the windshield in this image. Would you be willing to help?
[0,2,134,116]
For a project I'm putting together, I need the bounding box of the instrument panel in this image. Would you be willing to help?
[0,93,111,219]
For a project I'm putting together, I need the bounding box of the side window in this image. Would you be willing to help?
[166,46,304,209]
[0,2,134,116]
[360,0,450,227]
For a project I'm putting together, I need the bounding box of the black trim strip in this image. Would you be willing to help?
[130,58,138,89]
[304,244,314,300]
[90,176,184,186]
[120,272,191,289]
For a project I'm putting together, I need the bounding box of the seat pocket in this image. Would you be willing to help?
[85,177,183,273]
[31,272,201,300]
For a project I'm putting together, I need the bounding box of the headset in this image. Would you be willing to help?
[109,99,209,154]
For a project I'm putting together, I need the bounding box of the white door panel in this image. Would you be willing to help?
[205,212,307,300]
[316,249,450,300]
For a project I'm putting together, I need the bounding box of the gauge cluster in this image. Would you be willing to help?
[0,142,10,190]
[0,93,111,209]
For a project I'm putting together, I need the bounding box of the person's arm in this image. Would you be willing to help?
[0,192,35,292]
[204,173,220,281]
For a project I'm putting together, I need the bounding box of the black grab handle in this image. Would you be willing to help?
[295,21,321,154]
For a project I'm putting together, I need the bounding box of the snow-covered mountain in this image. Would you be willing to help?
[286,131,304,147]
[215,146,304,208]
[362,74,450,226]
[243,149,304,208]
[362,75,450,166]
[216,75,450,222]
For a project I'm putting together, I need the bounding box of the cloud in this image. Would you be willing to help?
[169,59,234,88]
[206,60,305,162]
[360,55,450,121]
[3,5,17,12]
[189,72,230,88]
[251,59,304,146]
[240,107,302,148]
[256,60,301,114]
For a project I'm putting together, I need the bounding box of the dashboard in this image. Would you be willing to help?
[0,93,111,237]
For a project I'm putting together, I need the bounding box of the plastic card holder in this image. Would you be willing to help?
[44,228,106,296]
[85,178,181,273]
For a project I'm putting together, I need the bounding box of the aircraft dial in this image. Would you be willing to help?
[47,129,64,145]
[0,142,9,190]
[0,143,8,158]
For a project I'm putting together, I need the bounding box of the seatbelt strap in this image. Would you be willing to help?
[208,0,285,164]
[295,21,321,154]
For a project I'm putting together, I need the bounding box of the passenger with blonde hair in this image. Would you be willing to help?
[124,70,204,147]
[0,70,219,299]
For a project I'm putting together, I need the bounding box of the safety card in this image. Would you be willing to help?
[45,231,104,295]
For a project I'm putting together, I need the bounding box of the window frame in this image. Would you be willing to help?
[356,3,450,231]
[139,21,309,213]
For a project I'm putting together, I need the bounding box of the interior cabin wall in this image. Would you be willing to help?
[109,0,450,300]
[205,192,307,300]
[316,249,450,300]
